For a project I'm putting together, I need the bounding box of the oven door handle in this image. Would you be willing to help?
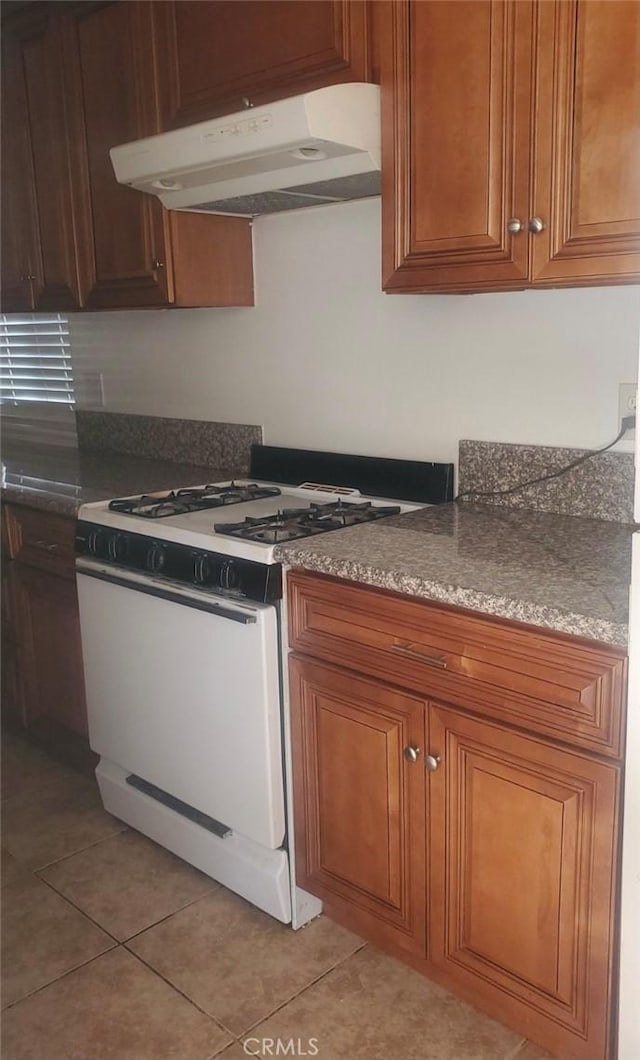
[76,558,257,624]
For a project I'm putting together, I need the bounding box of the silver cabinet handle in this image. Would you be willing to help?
[35,539,58,550]
[241,96,254,108]
[425,754,441,772]
[152,259,165,271]
[507,218,523,234]
[393,641,448,669]
[19,274,36,282]
[404,744,420,763]
[528,216,546,234]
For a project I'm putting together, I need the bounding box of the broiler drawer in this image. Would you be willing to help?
[4,504,76,578]
[287,570,627,758]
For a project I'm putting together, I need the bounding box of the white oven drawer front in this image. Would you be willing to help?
[77,567,284,850]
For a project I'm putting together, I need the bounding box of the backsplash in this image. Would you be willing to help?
[76,411,262,474]
[458,440,635,523]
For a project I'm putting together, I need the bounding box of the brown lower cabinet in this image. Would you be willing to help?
[288,570,626,1060]
[2,504,89,747]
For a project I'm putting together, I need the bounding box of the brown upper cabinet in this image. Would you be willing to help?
[0,6,88,312]
[0,1,254,313]
[382,0,640,294]
[153,0,374,129]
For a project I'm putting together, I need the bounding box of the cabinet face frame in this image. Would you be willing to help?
[286,570,625,1060]
[154,0,372,129]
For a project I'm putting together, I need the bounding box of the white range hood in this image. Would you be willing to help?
[110,82,381,218]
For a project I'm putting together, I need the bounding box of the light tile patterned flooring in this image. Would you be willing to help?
[1,733,552,1060]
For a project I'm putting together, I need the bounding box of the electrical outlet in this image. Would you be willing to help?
[619,383,637,440]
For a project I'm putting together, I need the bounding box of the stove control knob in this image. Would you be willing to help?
[146,543,165,574]
[108,532,128,563]
[87,528,99,556]
[193,554,212,584]
[88,528,108,558]
[221,560,239,591]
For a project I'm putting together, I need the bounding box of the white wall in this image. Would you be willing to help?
[70,198,640,463]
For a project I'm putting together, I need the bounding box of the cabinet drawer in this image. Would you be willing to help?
[287,571,627,758]
[4,504,76,577]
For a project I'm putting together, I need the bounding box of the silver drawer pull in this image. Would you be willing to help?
[403,744,420,763]
[393,641,448,669]
[35,539,58,551]
[425,753,441,772]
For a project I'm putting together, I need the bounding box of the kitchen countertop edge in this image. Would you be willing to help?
[277,550,628,647]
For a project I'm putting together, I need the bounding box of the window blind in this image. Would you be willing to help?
[0,314,74,406]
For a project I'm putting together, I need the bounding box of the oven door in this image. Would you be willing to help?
[76,558,284,850]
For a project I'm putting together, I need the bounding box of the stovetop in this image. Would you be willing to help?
[75,447,454,602]
[79,480,416,562]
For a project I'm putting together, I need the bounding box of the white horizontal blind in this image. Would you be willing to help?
[0,314,74,406]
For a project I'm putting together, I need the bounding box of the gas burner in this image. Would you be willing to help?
[215,500,402,543]
[108,482,281,518]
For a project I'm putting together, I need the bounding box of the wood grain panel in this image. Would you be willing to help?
[14,563,88,737]
[169,212,254,308]
[429,704,620,1059]
[5,504,77,578]
[530,0,640,285]
[0,18,41,312]
[20,11,85,310]
[69,1,173,308]
[382,0,533,293]
[289,654,426,956]
[287,571,627,758]
[156,0,371,128]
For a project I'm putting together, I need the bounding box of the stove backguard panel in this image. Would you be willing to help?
[249,445,453,505]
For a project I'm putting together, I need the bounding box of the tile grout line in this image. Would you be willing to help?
[121,942,236,1039]
[35,859,220,948]
[234,939,369,1042]
[117,881,222,946]
[1,944,122,1014]
[28,820,130,873]
[33,873,124,945]
[124,926,367,1044]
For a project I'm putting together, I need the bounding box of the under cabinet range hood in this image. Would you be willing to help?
[110,83,381,218]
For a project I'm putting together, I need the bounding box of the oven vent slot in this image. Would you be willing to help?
[126,774,232,838]
[298,482,359,496]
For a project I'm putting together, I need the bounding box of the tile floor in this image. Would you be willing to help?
[1,733,553,1060]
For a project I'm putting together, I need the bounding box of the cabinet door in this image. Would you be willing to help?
[531,0,640,287]
[67,1,173,309]
[289,655,426,957]
[7,8,90,311]
[0,24,40,313]
[429,704,619,1060]
[14,563,88,738]
[382,0,533,294]
[155,0,371,129]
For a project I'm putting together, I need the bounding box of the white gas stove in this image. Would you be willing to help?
[74,446,453,926]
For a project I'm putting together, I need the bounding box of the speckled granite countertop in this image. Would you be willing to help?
[274,503,634,647]
[1,445,236,517]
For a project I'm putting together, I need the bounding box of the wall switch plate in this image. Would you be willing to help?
[619,383,637,440]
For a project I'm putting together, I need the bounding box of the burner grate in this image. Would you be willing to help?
[108,482,281,519]
[215,499,402,543]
